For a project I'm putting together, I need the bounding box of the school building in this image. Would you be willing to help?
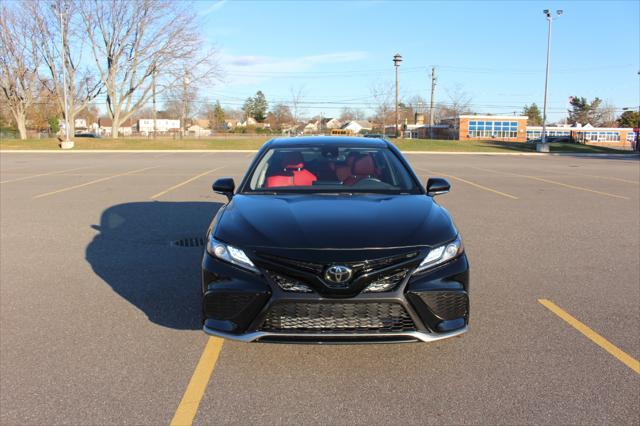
[418,114,637,149]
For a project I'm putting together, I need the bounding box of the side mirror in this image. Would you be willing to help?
[212,177,235,200]
[426,177,450,197]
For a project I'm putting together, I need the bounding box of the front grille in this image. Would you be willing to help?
[256,251,420,292]
[257,251,419,276]
[261,302,416,333]
[418,291,468,320]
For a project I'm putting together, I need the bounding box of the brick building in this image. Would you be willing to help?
[452,115,529,142]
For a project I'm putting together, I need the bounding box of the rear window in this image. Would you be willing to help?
[244,146,420,194]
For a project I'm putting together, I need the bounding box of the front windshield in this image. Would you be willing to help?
[244,146,421,194]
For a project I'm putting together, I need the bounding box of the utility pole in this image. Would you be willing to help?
[58,6,73,149]
[393,54,402,139]
[152,67,157,139]
[181,70,190,140]
[636,70,640,152]
[429,67,436,139]
[538,9,563,153]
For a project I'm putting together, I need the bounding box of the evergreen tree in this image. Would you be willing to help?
[568,96,602,125]
[242,97,254,120]
[213,100,225,129]
[523,103,543,126]
[617,110,639,128]
[253,91,268,122]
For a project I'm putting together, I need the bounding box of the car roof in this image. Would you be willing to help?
[266,136,389,148]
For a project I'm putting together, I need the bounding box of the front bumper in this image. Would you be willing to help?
[203,325,468,344]
[201,250,469,344]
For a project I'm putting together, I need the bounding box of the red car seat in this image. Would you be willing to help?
[343,154,376,186]
[335,152,360,182]
[265,152,317,188]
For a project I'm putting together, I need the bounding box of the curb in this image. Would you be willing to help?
[1,149,638,157]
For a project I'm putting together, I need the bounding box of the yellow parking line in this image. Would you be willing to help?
[470,166,629,200]
[0,166,91,184]
[539,299,640,374]
[150,167,224,199]
[33,166,157,199]
[171,337,224,426]
[416,167,518,200]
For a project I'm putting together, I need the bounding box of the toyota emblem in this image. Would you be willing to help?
[324,265,353,284]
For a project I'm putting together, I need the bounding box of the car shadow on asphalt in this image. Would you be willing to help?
[86,201,223,330]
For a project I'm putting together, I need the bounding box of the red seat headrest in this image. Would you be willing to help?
[279,152,304,169]
[352,155,375,175]
[346,152,359,167]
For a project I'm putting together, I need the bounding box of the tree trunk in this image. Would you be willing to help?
[112,113,120,139]
[17,117,27,140]
[66,109,76,139]
[11,108,28,140]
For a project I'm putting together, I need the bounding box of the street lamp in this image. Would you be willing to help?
[393,53,402,138]
[537,9,563,153]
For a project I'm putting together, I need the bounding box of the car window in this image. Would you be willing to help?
[245,146,420,194]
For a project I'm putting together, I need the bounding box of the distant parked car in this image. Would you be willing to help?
[74,133,101,138]
[528,136,572,144]
[363,133,390,141]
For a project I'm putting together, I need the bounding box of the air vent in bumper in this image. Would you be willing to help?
[417,291,468,320]
[260,302,416,333]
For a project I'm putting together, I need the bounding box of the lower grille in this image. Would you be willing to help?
[418,291,468,320]
[203,293,257,320]
[261,302,416,333]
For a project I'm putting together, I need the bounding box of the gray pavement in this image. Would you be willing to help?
[1,151,638,425]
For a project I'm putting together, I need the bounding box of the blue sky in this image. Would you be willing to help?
[195,0,639,122]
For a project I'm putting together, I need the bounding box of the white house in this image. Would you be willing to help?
[137,119,180,135]
[238,117,258,127]
[303,122,318,134]
[98,118,133,136]
[59,118,88,133]
[74,118,87,130]
[324,118,343,129]
[342,120,373,134]
[187,124,210,137]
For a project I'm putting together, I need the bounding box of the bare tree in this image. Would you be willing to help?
[443,85,473,118]
[290,85,306,123]
[0,6,41,139]
[30,0,102,137]
[339,107,364,122]
[79,0,217,138]
[370,81,394,132]
[595,101,618,127]
[268,103,293,131]
[164,67,201,137]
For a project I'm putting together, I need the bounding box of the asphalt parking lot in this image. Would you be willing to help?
[1,150,639,425]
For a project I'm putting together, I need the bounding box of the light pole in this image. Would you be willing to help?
[393,53,402,138]
[57,5,73,149]
[636,70,640,152]
[537,9,562,153]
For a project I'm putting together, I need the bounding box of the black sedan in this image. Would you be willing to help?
[202,136,469,343]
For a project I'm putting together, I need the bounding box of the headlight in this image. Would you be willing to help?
[414,235,464,274]
[207,234,259,273]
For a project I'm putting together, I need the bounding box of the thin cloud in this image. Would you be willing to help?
[200,0,227,16]
[221,51,369,85]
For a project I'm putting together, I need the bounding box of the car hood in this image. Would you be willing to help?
[214,194,457,250]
